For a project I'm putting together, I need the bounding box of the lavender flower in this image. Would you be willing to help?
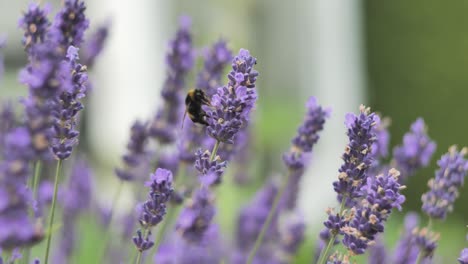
[280,215,305,260]
[115,120,150,181]
[234,181,279,262]
[138,168,173,229]
[49,0,89,49]
[393,118,436,181]
[332,105,378,207]
[50,46,88,160]
[133,229,154,252]
[20,42,73,160]
[176,187,216,243]
[149,16,193,142]
[82,20,110,67]
[393,212,420,264]
[414,227,439,259]
[341,168,405,255]
[371,116,391,162]
[206,49,258,144]
[0,128,44,249]
[282,96,330,209]
[421,146,468,220]
[326,253,351,264]
[194,149,227,186]
[196,39,233,96]
[0,102,16,155]
[133,168,173,253]
[18,3,51,48]
[458,248,468,264]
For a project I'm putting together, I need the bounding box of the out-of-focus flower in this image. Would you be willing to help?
[332,105,378,207]
[0,102,16,155]
[368,236,387,264]
[18,3,51,48]
[282,96,330,209]
[371,116,391,165]
[326,252,351,264]
[115,121,151,181]
[342,168,405,255]
[421,146,468,220]
[234,181,279,262]
[280,215,305,262]
[149,16,194,144]
[176,187,216,243]
[393,212,420,264]
[413,227,439,259]
[458,248,468,264]
[206,49,258,144]
[393,118,436,181]
[82,20,110,67]
[196,39,233,97]
[49,0,89,49]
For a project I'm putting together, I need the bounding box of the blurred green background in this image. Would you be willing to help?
[1,0,468,263]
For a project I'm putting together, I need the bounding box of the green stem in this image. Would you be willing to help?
[246,172,292,264]
[210,140,221,162]
[135,251,143,264]
[32,161,42,198]
[415,253,424,264]
[317,198,346,264]
[98,180,124,262]
[44,159,62,264]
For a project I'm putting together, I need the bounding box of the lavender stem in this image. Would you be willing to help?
[32,161,42,198]
[98,180,124,262]
[317,198,346,264]
[44,159,63,264]
[210,140,221,162]
[246,172,292,264]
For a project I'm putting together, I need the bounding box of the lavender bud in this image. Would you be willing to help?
[18,3,51,48]
[132,229,154,252]
[421,146,468,220]
[206,49,258,144]
[333,105,378,207]
[194,149,227,186]
[393,118,436,181]
[49,0,89,48]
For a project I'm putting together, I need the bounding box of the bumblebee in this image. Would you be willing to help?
[182,89,211,128]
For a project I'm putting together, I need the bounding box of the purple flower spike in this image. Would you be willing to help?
[235,181,278,259]
[49,0,89,48]
[206,49,258,144]
[368,236,387,264]
[176,187,216,243]
[50,46,88,160]
[393,118,436,181]
[194,149,227,186]
[18,3,51,48]
[393,212,420,264]
[82,20,110,67]
[139,168,173,229]
[132,229,154,252]
[115,120,150,181]
[421,146,468,220]
[196,40,233,96]
[282,96,330,209]
[458,248,468,264]
[342,168,405,255]
[333,105,378,207]
[280,216,305,258]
